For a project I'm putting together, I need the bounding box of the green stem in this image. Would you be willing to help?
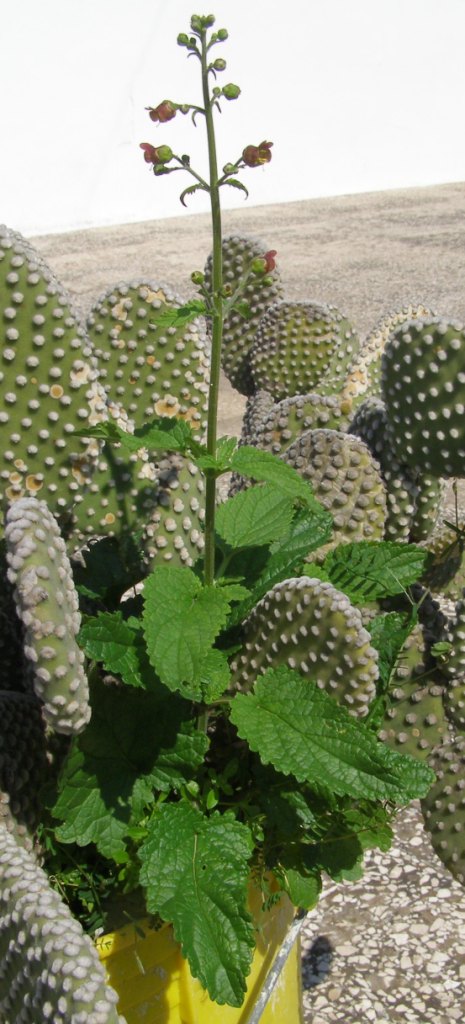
[201,30,223,587]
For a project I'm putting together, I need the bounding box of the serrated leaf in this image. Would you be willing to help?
[230,447,319,507]
[180,182,208,206]
[52,679,208,858]
[73,416,200,454]
[229,666,435,803]
[79,612,156,689]
[368,612,416,688]
[142,565,231,697]
[215,483,294,549]
[282,868,321,910]
[138,803,255,1006]
[198,648,231,701]
[222,177,249,199]
[227,506,333,627]
[154,300,206,329]
[322,541,428,603]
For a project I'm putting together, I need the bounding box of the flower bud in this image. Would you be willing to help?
[250,251,277,275]
[222,83,241,100]
[140,143,173,165]
[242,141,273,167]
[217,28,228,40]
[204,14,215,27]
[212,58,226,71]
[177,33,189,46]
[191,270,205,285]
[222,163,236,175]
[148,100,177,123]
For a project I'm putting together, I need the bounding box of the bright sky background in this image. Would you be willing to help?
[2,0,465,235]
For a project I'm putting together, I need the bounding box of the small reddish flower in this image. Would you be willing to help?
[250,250,278,275]
[242,141,273,167]
[148,100,177,123]
[140,143,173,165]
[263,250,277,272]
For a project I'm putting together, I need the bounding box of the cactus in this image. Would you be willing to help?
[381,317,465,477]
[0,225,104,521]
[341,303,435,410]
[281,428,386,553]
[230,575,379,714]
[420,511,465,601]
[249,300,359,402]
[0,691,48,842]
[348,397,418,542]
[378,624,450,761]
[0,826,123,1024]
[255,392,352,455]
[86,280,210,435]
[204,234,283,395]
[143,453,205,565]
[421,732,465,886]
[5,497,90,735]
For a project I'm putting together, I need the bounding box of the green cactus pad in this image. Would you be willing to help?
[86,280,210,435]
[144,453,205,566]
[0,827,123,1023]
[381,318,465,477]
[282,428,386,553]
[348,397,418,542]
[5,498,90,735]
[0,690,48,837]
[230,575,379,714]
[0,225,105,520]
[250,300,359,402]
[257,392,353,455]
[421,732,465,886]
[441,595,465,727]
[239,390,276,447]
[421,512,465,601]
[409,473,445,543]
[341,303,435,409]
[204,234,283,395]
[378,625,449,761]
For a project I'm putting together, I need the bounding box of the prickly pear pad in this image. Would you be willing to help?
[5,497,90,734]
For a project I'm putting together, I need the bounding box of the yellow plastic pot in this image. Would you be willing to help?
[95,885,304,1024]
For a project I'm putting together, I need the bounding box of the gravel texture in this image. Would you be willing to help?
[27,181,465,1023]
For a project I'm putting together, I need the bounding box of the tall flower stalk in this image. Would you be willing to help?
[140,12,273,584]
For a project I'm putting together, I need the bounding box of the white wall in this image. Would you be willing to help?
[2,0,465,236]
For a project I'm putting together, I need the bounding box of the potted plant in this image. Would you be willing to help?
[6,11,465,1024]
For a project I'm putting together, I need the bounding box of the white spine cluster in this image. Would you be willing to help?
[5,498,90,735]
[0,826,124,1023]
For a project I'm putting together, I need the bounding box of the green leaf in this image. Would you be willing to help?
[229,666,435,803]
[221,177,249,199]
[230,447,319,507]
[52,679,208,859]
[132,417,202,455]
[227,506,333,627]
[73,416,200,455]
[138,804,255,1006]
[322,541,429,603]
[215,483,295,549]
[198,648,231,701]
[281,868,321,910]
[142,566,231,698]
[180,182,208,206]
[79,612,157,689]
[368,612,416,688]
[153,299,207,329]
